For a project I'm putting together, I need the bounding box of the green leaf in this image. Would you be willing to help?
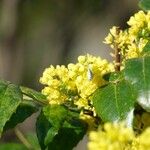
[4,101,38,131]
[0,143,27,150]
[0,80,22,137]
[43,105,68,128]
[36,105,87,150]
[92,80,136,122]
[44,127,58,146]
[139,0,150,11]
[36,112,51,150]
[20,86,47,104]
[125,57,150,112]
[48,119,87,150]
[42,105,68,146]
[142,41,150,56]
[36,107,63,150]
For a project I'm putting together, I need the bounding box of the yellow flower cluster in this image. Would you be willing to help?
[88,122,150,150]
[40,65,74,104]
[104,11,150,59]
[88,122,134,150]
[40,54,113,109]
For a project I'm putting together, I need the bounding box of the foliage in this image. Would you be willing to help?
[93,79,136,122]
[0,0,150,150]
[139,0,150,11]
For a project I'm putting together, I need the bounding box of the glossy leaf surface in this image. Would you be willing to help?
[93,80,136,122]
[0,80,22,137]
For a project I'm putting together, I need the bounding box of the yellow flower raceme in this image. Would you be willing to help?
[104,26,130,50]
[40,65,73,104]
[88,122,150,150]
[40,54,113,108]
[88,122,134,150]
[104,10,150,60]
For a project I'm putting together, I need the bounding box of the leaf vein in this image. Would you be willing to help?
[114,84,120,118]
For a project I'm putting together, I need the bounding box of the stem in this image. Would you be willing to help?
[114,27,121,72]
[20,86,49,106]
[14,128,33,150]
[22,93,48,106]
[23,95,47,106]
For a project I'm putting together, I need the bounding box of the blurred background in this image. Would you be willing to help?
[0,0,139,149]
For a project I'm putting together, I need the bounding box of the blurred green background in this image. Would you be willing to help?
[0,0,138,149]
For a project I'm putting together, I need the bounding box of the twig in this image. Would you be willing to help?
[14,128,33,150]
[22,93,48,106]
[114,27,121,72]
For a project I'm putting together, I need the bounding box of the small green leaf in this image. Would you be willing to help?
[125,57,150,112]
[0,143,27,150]
[44,127,58,145]
[0,80,22,137]
[47,119,87,150]
[139,0,150,11]
[36,112,52,150]
[4,102,38,131]
[20,86,47,104]
[43,105,68,128]
[92,80,136,122]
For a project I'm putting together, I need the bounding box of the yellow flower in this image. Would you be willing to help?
[139,128,150,149]
[104,33,114,44]
[88,122,150,150]
[104,26,121,47]
[127,11,146,28]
